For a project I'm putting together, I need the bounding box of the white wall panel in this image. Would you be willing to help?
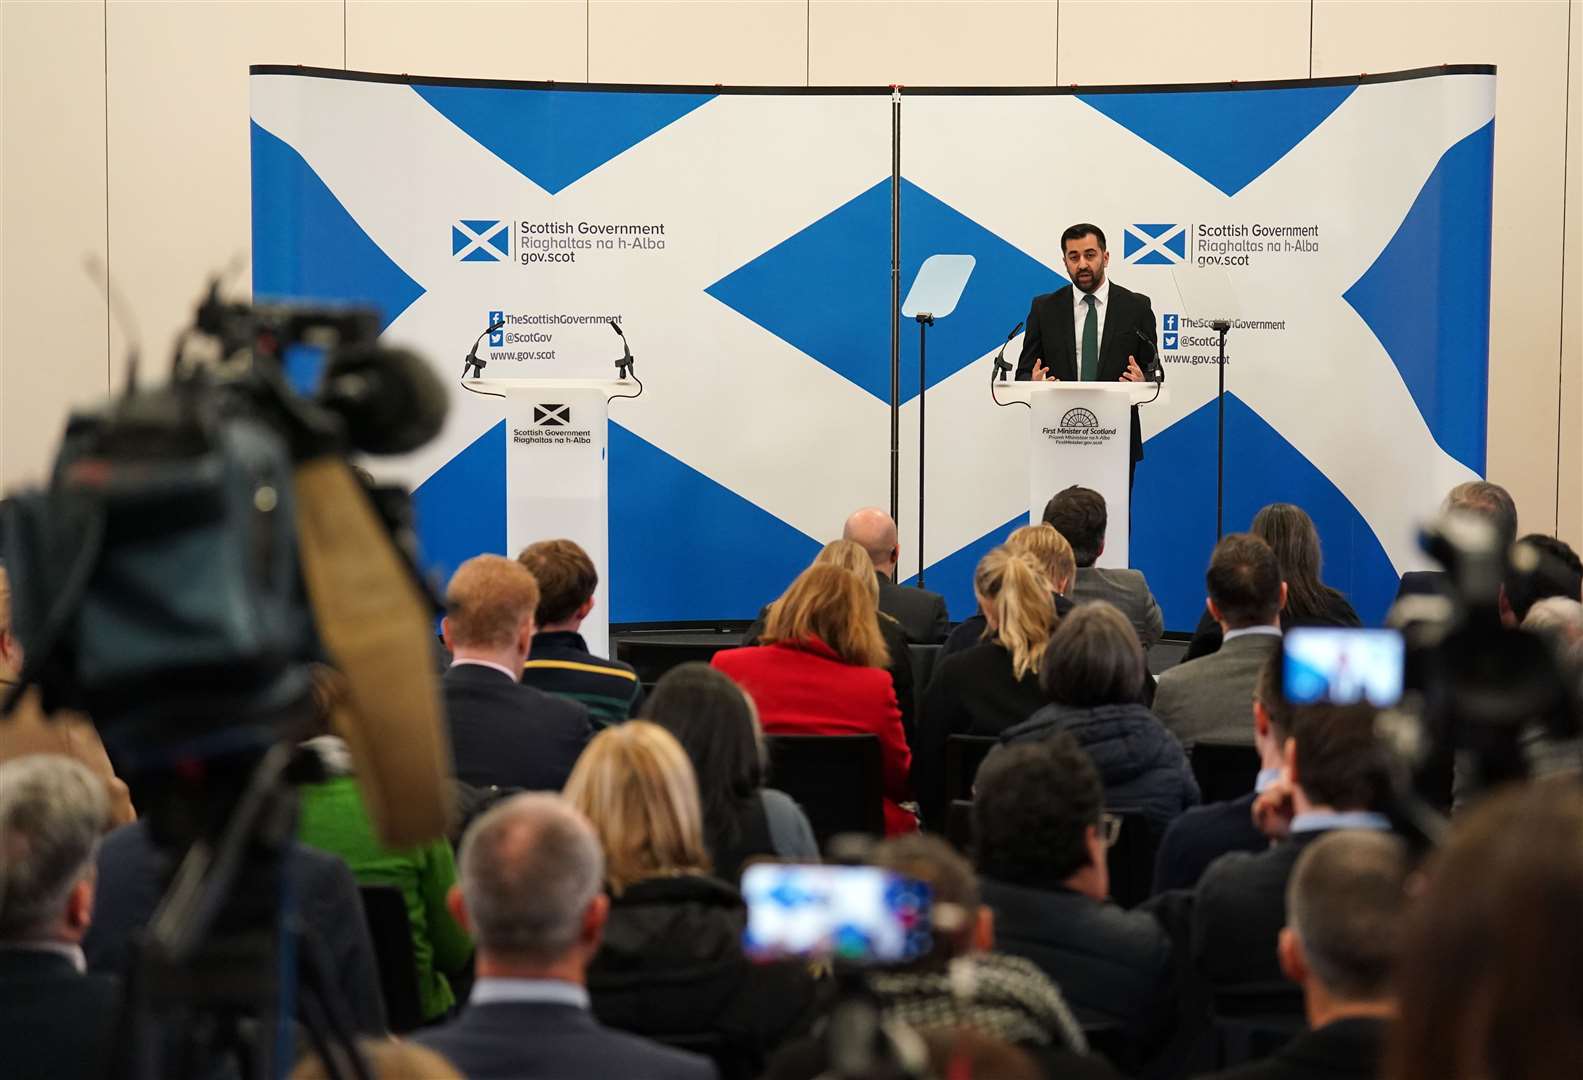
[588,0,806,85]
[1058,0,1310,85]
[1315,0,1571,535]
[1,0,109,490]
[809,0,1057,86]
[347,0,587,83]
[104,0,341,384]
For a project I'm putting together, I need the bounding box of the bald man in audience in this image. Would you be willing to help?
[843,507,950,643]
[442,555,593,794]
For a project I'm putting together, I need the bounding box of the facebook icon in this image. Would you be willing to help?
[488,311,504,348]
[1162,313,1179,350]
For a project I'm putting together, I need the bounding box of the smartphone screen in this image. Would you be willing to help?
[1283,626,1405,707]
[740,863,932,965]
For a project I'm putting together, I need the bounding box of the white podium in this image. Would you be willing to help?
[1002,382,1167,569]
[469,377,635,656]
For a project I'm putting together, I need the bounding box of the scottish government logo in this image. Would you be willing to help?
[453,219,511,262]
[1044,406,1118,447]
[1124,223,1187,265]
[1059,407,1099,430]
[534,404,571,427]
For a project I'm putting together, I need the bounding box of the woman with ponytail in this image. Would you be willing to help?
[913,548,1055,829]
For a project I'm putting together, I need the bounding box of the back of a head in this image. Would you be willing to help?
[1207,532,1284,629]
[1041,486,1106,568]
[445,554,540,648]
[842,507,898,570]
[1290,703,1384,812]
[1524,597,1583,667]
[871,833,980,970]
[974,548,1055,680]
[516,539,598,625]
[763,562,888,668]
[1250,503,1330,618]
[1038,601,1145,708]
[639,663,763,838]
[0,755,110,941]
[1286,830,1409,1002]
[1387,780,1583,1080]
[973,733,1103,891]
[1506,534,1583,622]
[1444,481,1518,554]
[563,720,711,893]
[1006,522,1077,592]
[458,792,604,964]
[814,539,882,602]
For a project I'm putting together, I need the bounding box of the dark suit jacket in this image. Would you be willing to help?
[1152,791,1268,894]
[877,572,950,644]
[1015,281,1157,462]
[443,662,593,793]
[0,949,121,1080]
[83,820,387,1033]
[414,1000,717,1080]
[1203,1016,1387,1080]
[1394,570,1450,604]
[1191,830,1330,988]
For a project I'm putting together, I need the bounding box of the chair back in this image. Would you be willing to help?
[1190,741,1260,804]
[945,799,975,856]
[1213,981,1305,1067]
[1105,808,1161,909]
[765,733,885,850]
[358,884,424,1033]
[944,734,999,803]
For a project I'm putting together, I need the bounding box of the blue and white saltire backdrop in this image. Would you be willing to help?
[250,67,1494,630]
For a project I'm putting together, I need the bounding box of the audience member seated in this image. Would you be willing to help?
[413,793,714,1079]
[914,549,1054,828]
[1155,533,1288,748]
[1191,703,1388,990]
[640,662,818,882]
[1154,653,1288,893]
[1394,480,1517,604]
[441,554,592,793]
[1505,533,1583,623]
[0,566,135,828]
[1184,504,1360,661]
[712,563,914,835]
[565,722,821,1077]
[296,676,472,1024]
[0,756,120,1080]
[942,522,1077,659]
[1043,485,1164,650]
[1384,779,1583,1080]
[973,736,1177,1056]
[84,795,388,1033]
[1200,830,1408,1080]
[1001,602,1198,833]
[843,506,950,643]
[1525,596,1583,671]
[743,540,917,744]
[517,539,644,726]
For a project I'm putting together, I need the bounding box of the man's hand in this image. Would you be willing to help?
[1031,358,1050,382]
[1121,355,1144,382]
[1252,776,1296,841]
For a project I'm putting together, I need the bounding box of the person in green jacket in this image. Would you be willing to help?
[297,733,472,1024]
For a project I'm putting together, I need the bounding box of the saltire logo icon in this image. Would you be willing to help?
[453,220,510,262]
[1124,223,1187,265]
[534,404,570,427]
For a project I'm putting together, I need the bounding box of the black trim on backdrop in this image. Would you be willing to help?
[890,90,902,528]
[893,63,1496,95]
[247,65,893,96]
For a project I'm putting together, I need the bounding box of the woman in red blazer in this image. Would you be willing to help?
[712,561,916,835]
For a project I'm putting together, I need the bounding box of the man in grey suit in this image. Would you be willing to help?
[1153,533,1287,747]
[844,507,950,643]
[1042,486,1163,649]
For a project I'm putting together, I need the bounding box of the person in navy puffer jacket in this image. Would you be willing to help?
[999,602,1199,834]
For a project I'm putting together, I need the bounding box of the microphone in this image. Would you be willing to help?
[610,320,634,378]
[991,320,1024,383]
[1134,328,1165,384]
[320,343,450,455]
[463,317,504,379]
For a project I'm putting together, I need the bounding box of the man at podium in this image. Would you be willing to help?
[1015,223,1157,476]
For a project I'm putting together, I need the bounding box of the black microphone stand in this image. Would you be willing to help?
[1213,319,1229,541]
[914,312,933,589]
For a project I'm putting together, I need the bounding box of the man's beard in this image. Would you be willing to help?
[1073,269,1105,294]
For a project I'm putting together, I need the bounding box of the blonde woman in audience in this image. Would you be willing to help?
[713,563,915,835]
[914,548,1055,828]
[565,722,821,1078]
[941,523,1077,660]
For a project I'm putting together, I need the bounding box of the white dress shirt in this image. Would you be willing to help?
[450,657,522,682]
[1072,276,1112,373]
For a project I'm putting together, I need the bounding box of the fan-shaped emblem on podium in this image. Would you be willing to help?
[1059,407,1100,429]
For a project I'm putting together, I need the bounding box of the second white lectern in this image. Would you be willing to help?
[468,377,634,656]
[1006,381,1167,569]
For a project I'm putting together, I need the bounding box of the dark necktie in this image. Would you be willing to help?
[1080,294,1099,381]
